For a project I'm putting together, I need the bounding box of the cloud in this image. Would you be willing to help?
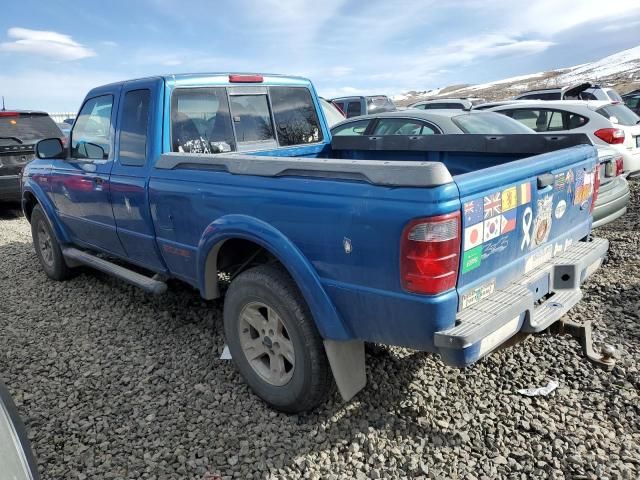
[0,27,96,61]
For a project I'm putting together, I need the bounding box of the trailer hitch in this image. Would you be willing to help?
[552,319,616,370]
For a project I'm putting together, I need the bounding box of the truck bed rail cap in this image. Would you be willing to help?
[155,153,454,187]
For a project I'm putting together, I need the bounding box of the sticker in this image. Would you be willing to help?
[478,315,521,357]
[464,222,483,251]
[484,192,502,219]
[521,206,533,250]
[525,245,553,273]
[482,236,509,260]
[343,237,352,254]
[501,186,517,212]
[462,245,482,273]
[565,169,574,184]
[532,195,553,248]
[519,182,531,205]
[501,210,517,234]
[461,279,496,310]
[483,216,501,242]
[573,169,593,206]
[463,198,484,225]
[554,199,567,219]
[554,172,566,190]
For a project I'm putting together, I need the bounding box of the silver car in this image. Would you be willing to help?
[486,100,640,177]
[407,98,485,111]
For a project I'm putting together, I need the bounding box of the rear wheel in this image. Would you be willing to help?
[31,205,73,281]
[223,265,333,412]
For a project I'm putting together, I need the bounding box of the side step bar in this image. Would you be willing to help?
[62,248,167,295]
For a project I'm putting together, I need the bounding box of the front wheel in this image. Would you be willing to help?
[223,265,333,412]
[31,205,73,281]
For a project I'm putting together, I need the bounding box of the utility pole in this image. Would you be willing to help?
[1,96,5,111]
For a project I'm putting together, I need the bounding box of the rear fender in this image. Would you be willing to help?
[197,214,352,341]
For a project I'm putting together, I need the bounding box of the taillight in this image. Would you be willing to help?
[615,156,624,176]
[0,111,19,117]
[594,128,625,144]
[590,165,601,214]
[400,212,460,295]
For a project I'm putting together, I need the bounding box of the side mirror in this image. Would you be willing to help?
[84,142,105,159]
[35,138,65,159]
[0,381,40,479]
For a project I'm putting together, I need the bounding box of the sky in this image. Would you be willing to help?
[1,0,639,112]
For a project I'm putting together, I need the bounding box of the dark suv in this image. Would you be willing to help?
[330,95,396,118]
[1,110,63,202]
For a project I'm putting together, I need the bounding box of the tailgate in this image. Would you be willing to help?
[455,145,598,309]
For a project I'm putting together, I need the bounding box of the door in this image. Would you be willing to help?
[50,89,125,255]
[109,78,167,271]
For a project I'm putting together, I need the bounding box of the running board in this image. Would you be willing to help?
[62,248,167,295]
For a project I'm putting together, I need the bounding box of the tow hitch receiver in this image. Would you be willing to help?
[552,319,616,370]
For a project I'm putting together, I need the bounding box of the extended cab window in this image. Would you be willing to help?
[171,88,235,153]
[71,95,113,159]
[373,118,437,135]
[269,87,322,146]
[229,95,275,144]
[119,89,149,166]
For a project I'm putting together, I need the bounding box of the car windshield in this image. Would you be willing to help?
[452,112,534,134]
[0,113,62,144]
[596,104,640,126]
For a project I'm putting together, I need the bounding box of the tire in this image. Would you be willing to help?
[31,205,73,281]
[223,264,333,413]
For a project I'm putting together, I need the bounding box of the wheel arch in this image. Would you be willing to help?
[197,214,352,341]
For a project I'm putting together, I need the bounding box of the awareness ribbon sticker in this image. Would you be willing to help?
[521,206,533,250]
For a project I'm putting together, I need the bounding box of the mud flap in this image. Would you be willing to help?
[323,340,366,401]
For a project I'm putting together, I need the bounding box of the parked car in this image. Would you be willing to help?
[332,109,628,227]
[1,110,63,202]
[331,109,534,136]
[319,97,345,127]
[486,100,640,177]
[407,98,485,110]
[24,73,607,412]
[56,122,72,137]
[622,92,640,116]
[514,82,624,102]
[330,95,396,118]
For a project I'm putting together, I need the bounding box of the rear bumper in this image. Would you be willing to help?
[0,174,21,202]
[593,176,629,228]
[435,237,609,367]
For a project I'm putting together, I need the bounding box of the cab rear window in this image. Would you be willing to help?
[269,87,322,146]
[0,113,62,144]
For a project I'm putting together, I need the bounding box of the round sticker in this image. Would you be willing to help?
[555,200,567,219]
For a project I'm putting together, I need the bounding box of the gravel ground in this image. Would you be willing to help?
[1,182,639,480]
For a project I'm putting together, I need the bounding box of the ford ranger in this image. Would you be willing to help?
[22,73,608,412]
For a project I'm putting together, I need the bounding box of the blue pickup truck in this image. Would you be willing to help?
[23,73,608,412]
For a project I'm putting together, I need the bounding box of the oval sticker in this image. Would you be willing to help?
[555,199,567,219]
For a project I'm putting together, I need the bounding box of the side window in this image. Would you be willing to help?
[228,95,275,144]
[505,109,540,130]
[566,112,588,130]
[269,87,323,146]
[119,89,150,166]
[331,120,370,136]
[171,87,235,153]
[71,95,113,159]
[373,118,436,135]
[546,111,565,131]
[346,101,362,117]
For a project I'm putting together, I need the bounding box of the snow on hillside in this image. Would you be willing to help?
[556,45,640,84]
[393,45,640,106]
